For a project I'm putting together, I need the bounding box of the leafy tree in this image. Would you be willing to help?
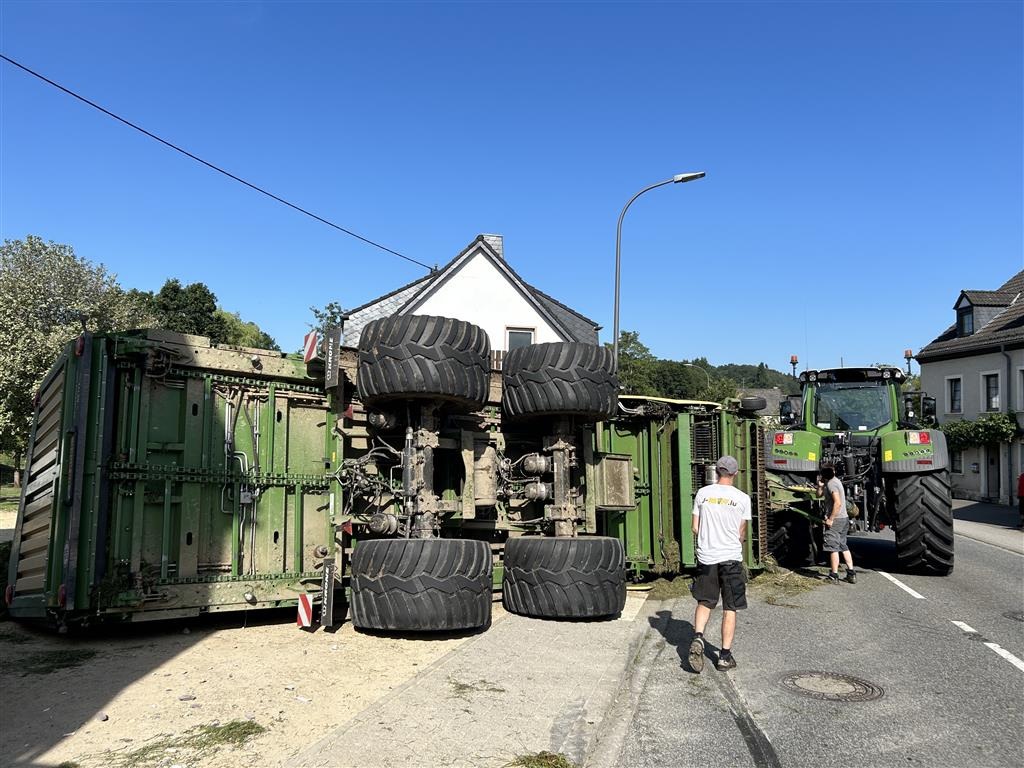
[217,309,279,350]
[0,236,155,484]
[141,279,230,344]
[607,331,657,395]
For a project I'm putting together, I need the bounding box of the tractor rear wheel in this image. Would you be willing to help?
[502,536,626,619]
[350,538,492,631]
[501,342,617,421]
[891,470,954,576]
[356,315,490,410]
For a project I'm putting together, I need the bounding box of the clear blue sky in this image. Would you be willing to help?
[2,1,1021,371]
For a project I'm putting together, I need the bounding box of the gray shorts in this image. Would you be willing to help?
[823,517,850,552]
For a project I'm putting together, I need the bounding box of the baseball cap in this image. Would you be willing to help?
[716,455,739,476]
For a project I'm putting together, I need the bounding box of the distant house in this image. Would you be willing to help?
[342,234,600,368]
[917,269,1024,503]
[737,387,785,419]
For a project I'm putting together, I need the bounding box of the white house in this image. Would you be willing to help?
[342,234,600,367]
[917,269,1024,504]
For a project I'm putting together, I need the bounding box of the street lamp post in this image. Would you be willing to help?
[683,362,712,392]
[613,171,705,370]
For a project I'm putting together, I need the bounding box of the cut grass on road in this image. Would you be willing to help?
[105,720,267,767]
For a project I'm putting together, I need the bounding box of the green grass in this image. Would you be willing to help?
[644,575,694,601]
[0,649,98,676]
[109,720,267,767]
[448,676,507,698]
[505,753,577,768]
[749,566,821,607]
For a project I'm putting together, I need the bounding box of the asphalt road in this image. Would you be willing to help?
[607,517,1024,768]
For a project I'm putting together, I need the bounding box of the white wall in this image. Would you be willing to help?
[414,250,563,351]
[920,348,1024,503]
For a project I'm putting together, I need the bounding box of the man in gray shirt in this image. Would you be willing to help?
[817,464,856,584]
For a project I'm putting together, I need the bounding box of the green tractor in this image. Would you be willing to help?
[765,366,954,575]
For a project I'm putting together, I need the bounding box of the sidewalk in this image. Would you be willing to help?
[289,593,654,768]
[952,499,1023,555]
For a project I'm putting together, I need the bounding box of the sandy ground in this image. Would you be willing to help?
[0,606,494,768]
[0,509,16,544]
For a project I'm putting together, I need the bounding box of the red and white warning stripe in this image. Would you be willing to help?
[297,593,314,628]
[303,331,319,363]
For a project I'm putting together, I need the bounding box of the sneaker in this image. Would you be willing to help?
[688,637,705,673]
[716,653,737,671]
[845,570,857,584]
[826,572,840,584]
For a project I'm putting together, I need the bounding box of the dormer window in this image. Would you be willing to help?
[957,306,974,336]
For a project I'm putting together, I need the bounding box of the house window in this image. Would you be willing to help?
[957,308,974,337]
[983,373,999,411]
[947,377,962,414]
[951,450,963,474]
[506,327,534,350]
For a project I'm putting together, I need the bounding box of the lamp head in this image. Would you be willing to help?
[673,171,706,184]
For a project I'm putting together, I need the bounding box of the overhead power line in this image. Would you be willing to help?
[0,53,433,271]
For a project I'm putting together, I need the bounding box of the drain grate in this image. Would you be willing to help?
[1004,611,1024,623]
[778,671,884,702]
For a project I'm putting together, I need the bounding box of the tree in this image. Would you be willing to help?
[0,236,155,484]
[141,279,230,344]
[217,309,280,350]
[307,301,349,353]
[607,331,657,395]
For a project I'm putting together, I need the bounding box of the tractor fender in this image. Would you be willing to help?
[765,430,821,473]
[880,429,949,473]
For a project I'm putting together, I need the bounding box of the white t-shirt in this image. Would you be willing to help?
[692,483,752,565]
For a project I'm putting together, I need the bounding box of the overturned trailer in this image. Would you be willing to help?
[6,321,769,630]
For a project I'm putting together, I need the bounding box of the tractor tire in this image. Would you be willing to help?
[891,470,954,575]
[357,315,490,409]
[502,342,617,421]
[502,536,626,619]
[768,512,821,567]
[739,396,767,412]
[350,538,493,631]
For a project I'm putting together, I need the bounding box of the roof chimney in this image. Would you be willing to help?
[481,234,504,260]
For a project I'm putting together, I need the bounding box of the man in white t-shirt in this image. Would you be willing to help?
[687,455,752,673]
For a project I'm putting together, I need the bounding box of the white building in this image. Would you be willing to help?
[917,269,1024,503]
[342,234,600,368]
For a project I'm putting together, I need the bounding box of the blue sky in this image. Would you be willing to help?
[2,1,1021,371]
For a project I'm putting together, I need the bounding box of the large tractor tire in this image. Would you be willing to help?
[767,511,822,567]
[350,538,493,631]
[502,342,617,421]
[357,315,490,409]
[502,536,626,619]
[891,470,954,576]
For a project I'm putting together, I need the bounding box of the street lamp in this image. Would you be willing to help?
[683,362,712,391]
[613,171,706,370]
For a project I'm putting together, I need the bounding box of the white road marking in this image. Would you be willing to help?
[983,643,1024,673]
[877,570,926,599]
[950,620,1024,672]
[950,620,977,633]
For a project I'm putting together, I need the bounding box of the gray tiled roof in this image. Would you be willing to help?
[341,235,599,348]
[918,268,1024,361]
[960,290,1017,307]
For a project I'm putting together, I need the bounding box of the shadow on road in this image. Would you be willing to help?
[953,500,1020,528]
[648,609,721,673]
[1,607,306,765]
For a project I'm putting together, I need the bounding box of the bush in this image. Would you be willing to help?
[940,413,1019,450]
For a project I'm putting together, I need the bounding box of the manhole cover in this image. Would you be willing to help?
[778,671,884,702]
[1004,611,1024,623]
